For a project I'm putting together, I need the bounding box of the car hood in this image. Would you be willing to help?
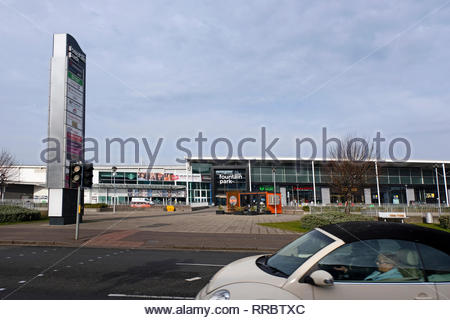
[206,255,288,293]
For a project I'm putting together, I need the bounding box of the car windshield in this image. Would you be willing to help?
[266,229,334,276]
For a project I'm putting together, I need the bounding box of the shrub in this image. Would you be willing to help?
[300,211,375,230]
[302,205,310,212]
[439,215,450,229]
[84,203,108,208]
[0,205,41,223]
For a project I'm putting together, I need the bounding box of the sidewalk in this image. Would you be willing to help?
[0,208,302,251]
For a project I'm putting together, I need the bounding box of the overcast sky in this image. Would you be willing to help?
[1,0,450,165]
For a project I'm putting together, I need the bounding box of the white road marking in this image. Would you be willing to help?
[65,265,71,268]
[18,281,26,284]
[0,288,6,291]
[176,263,226,267]
[5,257,11,259]
[88,259,94,262]
[53,270,58,272]
[97,257,102,259]
[108,293,194,300]
[106,254,110,257]
[79,262,84,265]
[19,254,24,257]
[185,277,202,282]
[37,274,44,277]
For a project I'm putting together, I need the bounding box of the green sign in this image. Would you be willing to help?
[68,71,83,86]
[259,186,274,192]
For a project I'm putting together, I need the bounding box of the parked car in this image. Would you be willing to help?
[196,221,450,300]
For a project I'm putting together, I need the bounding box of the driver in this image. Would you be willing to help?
[364,253,403,281]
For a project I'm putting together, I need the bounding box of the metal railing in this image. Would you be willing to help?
[0,199,48,210]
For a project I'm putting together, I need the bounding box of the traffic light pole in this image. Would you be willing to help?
[75,163,83,240]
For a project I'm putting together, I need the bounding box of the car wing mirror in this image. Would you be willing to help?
[305,270,334,287]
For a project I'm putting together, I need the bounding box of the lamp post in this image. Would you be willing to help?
[112,166,117,213]
[405,184,409,207]
[434,164,441,217]
[272,167,277,216]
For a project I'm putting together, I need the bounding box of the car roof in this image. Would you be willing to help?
[319,221,450,254]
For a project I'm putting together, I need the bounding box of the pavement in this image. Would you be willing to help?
[0,208,303,252]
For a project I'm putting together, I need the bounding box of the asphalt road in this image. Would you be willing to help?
[0,246,262,300]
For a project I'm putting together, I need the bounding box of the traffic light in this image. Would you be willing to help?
[83,163,94,188]
[70,162,82,188]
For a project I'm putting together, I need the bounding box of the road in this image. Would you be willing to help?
[0,246,262,300]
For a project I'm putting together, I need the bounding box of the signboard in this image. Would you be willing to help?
[378,212,406,219]
[216,170,244,185]
[259,186,274,192]
[47,34,86,225]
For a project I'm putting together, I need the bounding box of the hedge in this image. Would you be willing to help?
[84,203,108,208]
[300,211,376,230]
[0,205,41,223]
[439,215,450,229]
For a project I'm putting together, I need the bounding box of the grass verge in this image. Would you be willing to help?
[258,221,309,233]
[412,223,450,233]
[259,220,450,234]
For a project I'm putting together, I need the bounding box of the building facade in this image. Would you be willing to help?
[3,159,450,207]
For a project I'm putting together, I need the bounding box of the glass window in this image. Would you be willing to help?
[388,168,400,184]
[400,168,411,184]
[316,239,424,282]
[265,230,334,276]
[417,243,450,282]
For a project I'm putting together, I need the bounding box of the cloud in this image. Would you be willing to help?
[1,0,450,164]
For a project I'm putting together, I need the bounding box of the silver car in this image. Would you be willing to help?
[196,221,450,300]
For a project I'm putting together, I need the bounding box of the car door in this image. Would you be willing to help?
[308,239,438,299]
[416,243,450,300]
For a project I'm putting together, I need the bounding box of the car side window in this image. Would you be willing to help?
[416,243,450,282]
[316,239,425,282]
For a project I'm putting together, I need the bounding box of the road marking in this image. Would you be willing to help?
[0,288,6,291]
[79,262,84,265]
[106,254,110,257]
[97,257,102,259]
[18,281,26,284]
[88,259,95,262]
[176,263,226,267]
[19,254,24,257]
[5,257,11,259]
[53,269,58,272]
[37,274,44,277]
[108,293,194,300]
[185,277,202,282]
[65,265,71,268]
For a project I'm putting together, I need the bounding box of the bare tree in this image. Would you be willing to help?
[0,149,17,201]
[327,136,374,214]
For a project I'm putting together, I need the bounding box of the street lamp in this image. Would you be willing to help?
[405,184,409,207]
[272,167,277,216]
[434,164,441,217]
[112,166,117,213]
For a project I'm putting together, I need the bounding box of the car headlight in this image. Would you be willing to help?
[209,289,230,300]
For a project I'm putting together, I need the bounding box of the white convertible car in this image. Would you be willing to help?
[196,221,450,300]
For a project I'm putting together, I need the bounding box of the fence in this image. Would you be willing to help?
[0,199,48,210]
[298,204,450,217]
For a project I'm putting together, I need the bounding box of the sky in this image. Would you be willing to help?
[1,0,450,165]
